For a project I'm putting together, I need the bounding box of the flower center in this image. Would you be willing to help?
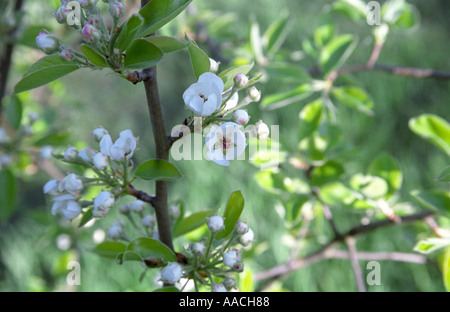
[199,94,208,103]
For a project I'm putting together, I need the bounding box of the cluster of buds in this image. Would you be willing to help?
[43,127,137,221]
[161,215,254,292]
[181,64,269,167]
[118,199,159,239]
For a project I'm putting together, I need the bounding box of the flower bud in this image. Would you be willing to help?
[232,109,250,125]
[209,58,220,73]
[55,5,70,24]
[235,221,249,235]
[36,31,60,54]
[78,147,97,163]
[107,220,124,239]
[118,204,130,215]
[207,216,225,233]
[64,146,78,161]
[239,228,254,246]
[78,0,99,8]
[43,179,61,196]
[110,1,125,19]
[93,191,115,217]
[255,120,270,140]
[130,199,146,213]
[51,194,82,220]
[223,249,241,269]
[234,74,248,89]
[248,86,261,102]
[169,204,181,219]
[60,49,75,62]
[59,173,83,194]
[141,214,155,228]
[223,277,236,290]
[92,127,108,142]
[212,283,227,292]
[191,242,206,256]
[40,146,54,160]
[82,23,101,43]
[160,262,182,284]
[93,152,109,170]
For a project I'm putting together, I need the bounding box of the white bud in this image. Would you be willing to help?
[28,111,39,123]
[0,128,9,143]
[207,215,225,233]
[130,199,146,213]
[232,109,250,125]
[36,31,60,54]
[59,173,83,194]
[107,220,124,239]
[43,179,61,196]
[0,155,12,167]
[239,228,254,246]
[209,58,220,73]
[118,204,130,215]
[78,147,97,163]
[93,191,115,217]
[191,242,206,256]
[92,127,109,142]
[223,249,241,268]
[248,86,261,102]
[234,74,248,89]
[255,120,270,140]
[141,214,155,228]
[235,221,249,235]
[160,262,182,284]
[212,283,227,292]
[51,194,82,220]
[64,146,78,161]
[93,152,109,170]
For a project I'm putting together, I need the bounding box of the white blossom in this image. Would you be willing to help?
[107,220,125,239]
[64,146,78,161]
[141,214,155,228]
[51,194,82,220]
[58,173,83,194]
[207,215,225,233]
[223,89,238,111]
[204,122,247,166]
[100,129,137,162]
[93,191,115,217]
[93,152,109,170]
[43,179,61,196]
[160,262,182,284]
[78,147,97,163]
[92,127,108,142]
[183,72,224,116]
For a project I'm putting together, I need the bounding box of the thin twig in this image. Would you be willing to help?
[345,236,366,292]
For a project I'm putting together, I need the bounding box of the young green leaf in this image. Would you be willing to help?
[126,238,177,264]
[249,17,264,64]
[115,13,145,52]
[413,238,450,255]
[0,169,16,221]
[262,13,292,58]
[81,44,108,68]
[298,99,323,139]
[261,84,314,110]
[313,23,335,48]
[332,0,367,21]
[218,63,254,91]
[186,37,210,79]
[409,114,450,156]
[331,86,374,115]
[124,39,163,69]
[368,153,403,198]
[134,159,182,181]
[216,191,245,240]
[172,209,215,238]
[78,208,93,228]
[144,36,189,53]
[411,190,450,218]
[319,34,356,75]
[14,55,80,94]
[310,160,345,187]
[93,241,127,259]
[138,0,193,37]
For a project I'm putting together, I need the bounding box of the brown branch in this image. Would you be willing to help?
[335,64,450,80]
[127,183,156,207]
[345,236,366,292]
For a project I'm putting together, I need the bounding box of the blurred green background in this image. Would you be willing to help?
[0,0,449,291]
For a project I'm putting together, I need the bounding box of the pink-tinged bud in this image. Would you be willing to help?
[82,23,101,43]
[110,1,125,19]
[93,152,109,170]
[56,5,70,24]
[255,120,270,140]
[92,127,108,142]
[79,0,98,8]
[212,283,227,292]
[36,31,60,54]
[234,74,248,89]
[223,277,236,290]
[207,215,225,233]
[232,109,250,125]
[248,86,261,102]
[64,146,78,161]
[223,249,242,269]
[160,263,182,284]
[60,49,75,62]
[191,242,206,256]
[235,221,249,235]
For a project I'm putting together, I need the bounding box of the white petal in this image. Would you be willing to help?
[99,134,113,157]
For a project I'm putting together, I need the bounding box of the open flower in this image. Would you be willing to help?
[183,72,224,116]
[93,191,115,217]
[58,173,83,194]
[99,129,137,162]
[51,194,82,220]
[205,122,247,166]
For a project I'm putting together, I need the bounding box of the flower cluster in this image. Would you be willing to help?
[43,128,137,221]
[181,67,269,166]
[157,215,254,292]
[36,0,126,67]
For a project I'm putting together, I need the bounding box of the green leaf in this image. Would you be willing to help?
[332,0,367,21]
[144,36,189,53]
[368,153,403,198]
[332,86,374,115]
[218,63,254,91]
[126,238,177,264]
[0,169,17,222]
[262,13,292,58]
[409,114,450,156]
[172,209,215,238]
[78,208,93,228]
[138,0,193,37]
[3,95,22,130]
[382,0,419,29]
[313,23,335,48]
[310,160,344,187]
[134,159,182,181]
[413,238,450,255]
[436,166,450,182]
[81,44,108,68]
[115,13,145,52]
[249,17,264,64]
[443,247,450,292]
[411,190,450,218]
[14,55,80,94]
[261,84,314,110]
[30,130,71,147]
[264,63,310,83]
[320,182,359,207]
[93,241,127,259]
[319,34,355,76]
[216,191,245,240]
[298,99,323,139]
[124,39,163,69]
[186,37,210,79]
[350,173,389,199]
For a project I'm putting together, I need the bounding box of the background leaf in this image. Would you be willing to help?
[368,153,403,198]
[144,36,189,53]
[3,95,23,130]
[332,86,374,115]
[134,159,182,181]
[93,241,127,259]
[409,114,450,156]
[216,191,245,239]
[411,190,450,218]
[319,34,355,75]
